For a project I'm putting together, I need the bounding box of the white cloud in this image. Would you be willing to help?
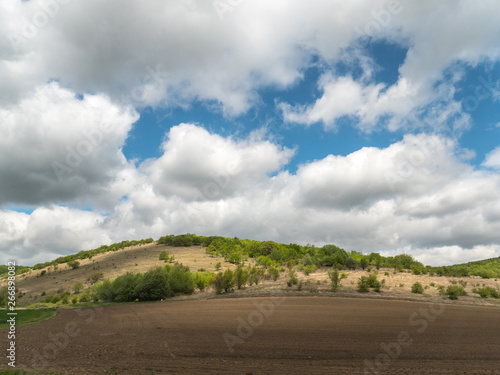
[0,82,138,207]
[144,123,295,201]
[483,146,500,169]
[2,132,499,267]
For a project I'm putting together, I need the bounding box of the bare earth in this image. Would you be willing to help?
[6,297,500,375]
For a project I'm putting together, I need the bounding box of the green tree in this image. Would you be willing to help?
[234,264,249,289]
[360,257,369,270]
[73,282,84,294]
[222,269,235,293]
[411,282,424,294]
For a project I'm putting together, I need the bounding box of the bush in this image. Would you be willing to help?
[134,267,171,300]
[267,266,280,281]
[411,282,424,294]
[303,264,316,275]
[79,292,90,303]
[68,260,80,269]
[327,269,346,292]
[71,296,78,304]
[73,282,84,294]
[62,295,69,304]
[445,285,467,300]
[234,264,249,289]
[89,272,104,284]
[357,274,381,293]
[302,254,315,266]
[474,286,500,299]
[215,262,221,270]
[222,269,235,292]
[194,272,213,291]
[159,251,169,261]
[212,272,224,294]
[248,267,265,286]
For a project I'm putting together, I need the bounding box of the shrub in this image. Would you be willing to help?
[212,272,224,294]
[357,274,381,293]
[297,280,303,291]
[62,295,69,304]
[327,269,346,292]
[445,285,467,300]
[474,286,500,299]
[215,262,221,270]
[267,266,280,281]
[51,295,61,304]
[41,291,46,296]
[79,292,90,303]
[248,267,265,285]
[89,272,104,284]
[360,257,369,270]
[194,272,212,291]
[159,251,169,261]
[234,264,249,289]
[411,282,424,294]
[71,296,78,304]
[73,282,84,294]
[303,264,316,275]
[302,254,315,266]
[40,270,47,276]
[68,260,80,269]
[222,269,235,293]
[168,264,195,296]
[357,280,370,293]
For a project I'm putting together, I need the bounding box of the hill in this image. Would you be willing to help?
[1,234,499,308]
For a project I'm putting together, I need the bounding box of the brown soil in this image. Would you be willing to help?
[5,297,500,374]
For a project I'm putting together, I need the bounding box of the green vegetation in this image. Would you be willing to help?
[473,286,500,299]
[411,282,424,294]
[442,285,468,300]
[429,256,500,278]
[0,308,56,328]
[327,269,347,292]
[91,264,195,302]
[357,273,382,293]
[32,238,154,270]
[0,265,30,278]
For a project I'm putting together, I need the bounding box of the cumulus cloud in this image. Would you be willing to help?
[1,1,500,267]
[144,124,295,201]
[3,132,500,267]
[0,82,138,207]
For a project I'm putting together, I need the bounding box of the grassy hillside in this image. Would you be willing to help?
[1,234,498,309]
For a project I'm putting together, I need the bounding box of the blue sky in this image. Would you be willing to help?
[1,0,500,266]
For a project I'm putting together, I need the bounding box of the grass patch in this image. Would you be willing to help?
[0,308,56,328]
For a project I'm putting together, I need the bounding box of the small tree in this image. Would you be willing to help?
[73,282,84,294]
[212,272,224,294]
[234,264,249,289]
[222,269,235,293]
[68,260,80,269]
[411,282,424,294]
[360,257,369,270]
[267,266,280,282]
[328,269,346,292]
